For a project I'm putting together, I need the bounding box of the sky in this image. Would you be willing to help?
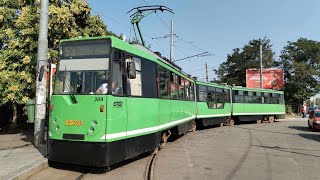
[86,0,320,81]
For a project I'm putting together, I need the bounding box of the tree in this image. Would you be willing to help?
[277,38,320,111]
[214,37,275,86]
[0,0,112,123]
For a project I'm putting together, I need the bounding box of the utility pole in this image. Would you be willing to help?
[170,20,174,63]
[260,44,263,89]
[35,0,49,147]
[205,63,209,82]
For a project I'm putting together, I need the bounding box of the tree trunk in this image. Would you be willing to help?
[12,104,17,124]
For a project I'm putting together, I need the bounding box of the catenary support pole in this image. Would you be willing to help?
[35,0,49,147]
[260,44,263,89]
[170,20,174,63]
[205,62,208,82]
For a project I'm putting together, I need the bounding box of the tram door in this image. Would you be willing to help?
[158,66,171,127]
[106,50,128,163]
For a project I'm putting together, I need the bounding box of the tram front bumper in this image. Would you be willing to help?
[48,139,108,167]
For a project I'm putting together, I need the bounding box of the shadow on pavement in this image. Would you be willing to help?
[252,144,320,152]
[288,126,310,132]
[0,123,46,157]
[252,144,320,158]
[49,151,151,174]
[230,125,297,136]
[298,133,320,143]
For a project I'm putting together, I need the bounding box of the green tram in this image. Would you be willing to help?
[49,36,197,167]
[230,86,285,123]
[48,36,285,167]
[195,81,232,127]
[194,83,285,127]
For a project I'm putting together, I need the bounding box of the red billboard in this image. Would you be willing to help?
[246,68,284,90]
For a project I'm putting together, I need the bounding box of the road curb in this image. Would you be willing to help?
[1,158,48,180]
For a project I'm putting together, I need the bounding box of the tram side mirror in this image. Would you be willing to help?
[38,65,45,81]
[127,61,136,79]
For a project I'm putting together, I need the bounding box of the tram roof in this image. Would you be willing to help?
[60,36,194,81]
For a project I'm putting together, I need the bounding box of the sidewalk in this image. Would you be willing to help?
[285,114,306,120]
[0,128,48,180]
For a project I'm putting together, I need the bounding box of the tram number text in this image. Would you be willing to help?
[94,97,103,102]
[113,101,123,108]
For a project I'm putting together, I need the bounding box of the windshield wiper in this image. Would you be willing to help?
[63,68,78,104]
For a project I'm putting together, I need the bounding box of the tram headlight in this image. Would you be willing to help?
[92,120,98,126]
[89,127,95,132]
[53,118,57,124]
[55,125,60,131]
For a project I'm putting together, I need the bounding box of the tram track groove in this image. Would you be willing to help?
[75,172,87,180]
[145,148,159,180]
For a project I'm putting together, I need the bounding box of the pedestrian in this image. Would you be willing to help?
[301,107,306,118]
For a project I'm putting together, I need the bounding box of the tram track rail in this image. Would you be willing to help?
[75,173,87,180]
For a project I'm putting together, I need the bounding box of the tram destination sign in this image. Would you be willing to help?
[61,39,111,59]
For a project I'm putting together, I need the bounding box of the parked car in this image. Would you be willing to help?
[307,107,318,114]
[308,110,320,131]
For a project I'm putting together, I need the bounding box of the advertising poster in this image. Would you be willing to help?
[246,68,284,90]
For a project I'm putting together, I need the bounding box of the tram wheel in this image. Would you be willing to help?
[189,120,197,132]
[257,119,262,124]
[268,116,275,123]
[227,118,235,126]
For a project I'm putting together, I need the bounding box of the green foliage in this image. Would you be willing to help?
[285,104,292,114]
[214,37,276,86]
[277,38,320,111]
[0,0,111,121]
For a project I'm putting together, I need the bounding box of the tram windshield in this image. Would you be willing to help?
[53,39,111,95]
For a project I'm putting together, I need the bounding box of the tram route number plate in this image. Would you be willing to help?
[65,120,83,126]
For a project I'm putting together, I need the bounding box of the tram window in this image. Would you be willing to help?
[235,95,244,103]
[256,92,261,96]
[244,95,253,103]
[234,90,238,95]
[216,88,224,108]
[248,91,253,96]
[238,91,244,96]
[170,73,180,99]
[141,59,157,98]
[190,83,195,101]
[198,85,207,102]
[279,94,285,104]
[252,96,262,103]
[207,86,216,108]
[111,52,123,96]
[158,65,170,99]
[127,56,142,96]
[225,89,230,103]
[184,79,190,101]
[181,78,188,100]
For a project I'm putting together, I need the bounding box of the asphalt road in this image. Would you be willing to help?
[29,118,320,180]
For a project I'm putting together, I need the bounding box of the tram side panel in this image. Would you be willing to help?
[195,83,232,126]
[231,88,285,122]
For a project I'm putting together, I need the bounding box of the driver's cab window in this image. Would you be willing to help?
[112,51,123,95]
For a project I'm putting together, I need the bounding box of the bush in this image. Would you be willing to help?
[285,104,293,114]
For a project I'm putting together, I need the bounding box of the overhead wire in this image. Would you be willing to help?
[90,4,170,56]
[141,0,213,61]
